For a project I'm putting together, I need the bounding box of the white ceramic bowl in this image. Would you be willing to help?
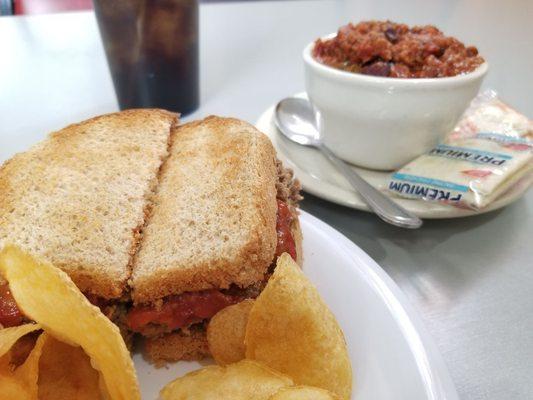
[303,39,488,170]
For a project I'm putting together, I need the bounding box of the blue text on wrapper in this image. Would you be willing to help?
[389,173,467,202]
[430,144,512,166]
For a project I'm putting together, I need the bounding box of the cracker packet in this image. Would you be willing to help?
[388,91,532,209]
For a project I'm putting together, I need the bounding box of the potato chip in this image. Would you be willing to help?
[0,330,47,400]
[0,354,10,374]
[0,323,41,357]
[269,386,340,400]
[207,299,254,365]
[0,323,41,384]
[0,374,33,400]
[245,253,352,400]
[0,245,140,400]
[7,331,41,368]
[160,359,293,400]
[38,335,102,400]
[12,331,47,399]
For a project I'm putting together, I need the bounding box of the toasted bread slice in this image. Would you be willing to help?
[145,326,210,365]
[131,116,278,304]
[0,109,177,299]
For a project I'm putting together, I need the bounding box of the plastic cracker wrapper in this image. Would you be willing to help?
[449,90,532,141]
[388,91,533,209]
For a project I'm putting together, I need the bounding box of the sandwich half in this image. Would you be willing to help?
[0,109,178,338]
[0,113,301,364]
[128,116,302,363]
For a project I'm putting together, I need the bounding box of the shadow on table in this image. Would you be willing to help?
[300,191,506,256]
[300,191,525,306]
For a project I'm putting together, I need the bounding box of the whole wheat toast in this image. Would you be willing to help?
[131,116,279,304]
[0,109,178,299]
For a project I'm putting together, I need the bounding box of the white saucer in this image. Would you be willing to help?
[256,94,532,219]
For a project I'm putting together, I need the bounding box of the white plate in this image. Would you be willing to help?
[256,94,533,219]
[134,210,458,400]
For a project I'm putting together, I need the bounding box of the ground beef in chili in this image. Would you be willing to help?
[275,200,297,261]
[313,21,484,78]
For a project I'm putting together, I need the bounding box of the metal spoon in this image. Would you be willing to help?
[275,97,423,229]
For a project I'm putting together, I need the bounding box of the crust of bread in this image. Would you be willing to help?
[0,109,177,299]
[131,116,278,304]
[145,327,210,364]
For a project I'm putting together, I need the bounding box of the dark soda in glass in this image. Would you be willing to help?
[93,0,199,115]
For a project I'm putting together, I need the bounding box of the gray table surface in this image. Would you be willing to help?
[0,1,532,399]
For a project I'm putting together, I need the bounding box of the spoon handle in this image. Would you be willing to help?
[318,144,423,229]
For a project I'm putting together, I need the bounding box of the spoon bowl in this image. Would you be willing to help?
[275,98,321,146]
[275,96,423,229]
